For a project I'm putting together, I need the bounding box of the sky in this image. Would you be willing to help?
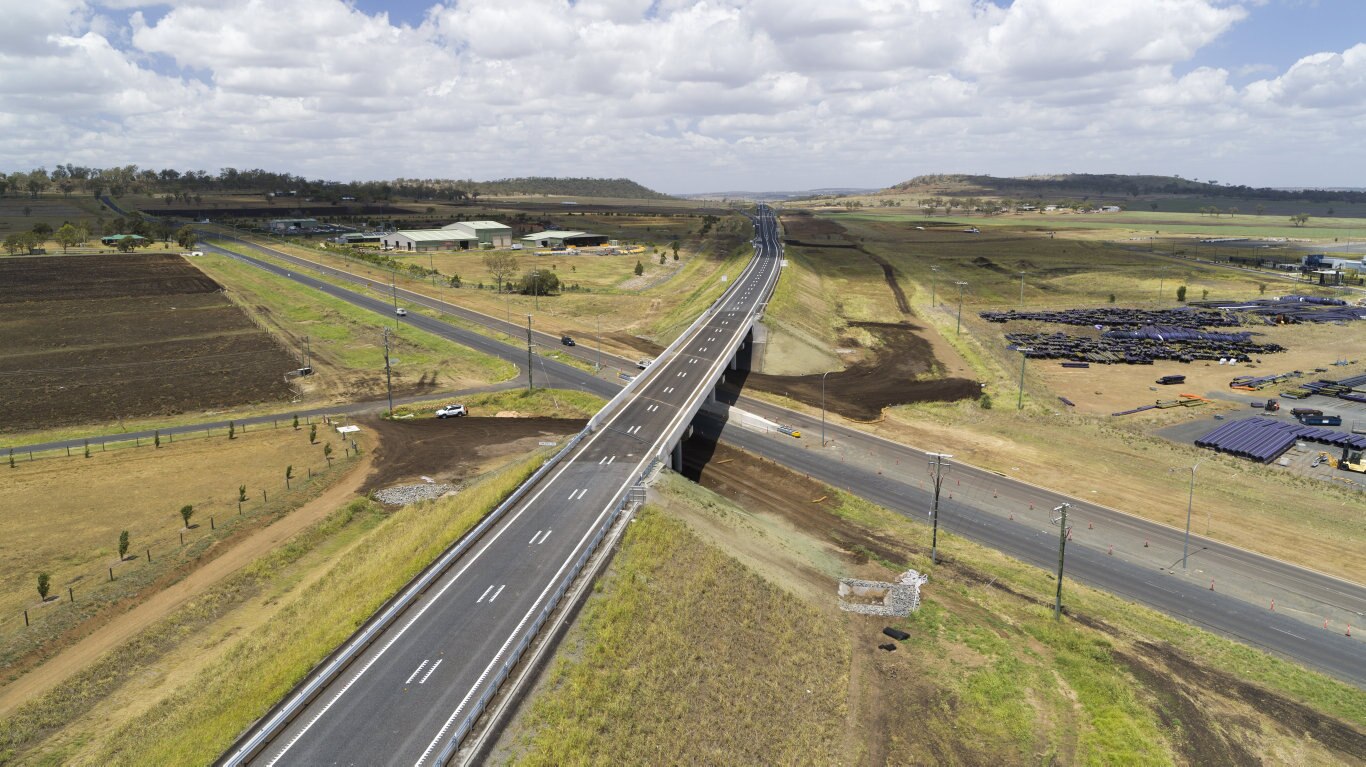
[1,0,1363,193]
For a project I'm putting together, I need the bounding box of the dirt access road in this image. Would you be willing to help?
[0,415,583,717]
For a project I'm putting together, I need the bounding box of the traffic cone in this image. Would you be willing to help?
[1270,599,1275,611]
[1088,521,1093,530]
[1324,617,1329,629]
[1209,578,1215,591]
[1107,544,1113,556]
[1144,539,1149,548]
[1009,511,1014,520]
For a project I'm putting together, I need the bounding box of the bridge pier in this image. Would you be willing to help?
[671,440,683,472]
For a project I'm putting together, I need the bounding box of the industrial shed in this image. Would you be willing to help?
[521,230,610,248]
[383,229,478,252]
[442,220,513,248]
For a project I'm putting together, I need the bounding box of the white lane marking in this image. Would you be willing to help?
[270,221,774,767]
[606,455,616,465]
[488,584,506,603]
[574,488,588,500]
[677,371,684,377]
[528,530,543,545]
[567,489,579,500]
[419,659,442,684]
[476,585,494,603]
[1272,626,1306,641]
[680,372,688,378]
[405,660,429,685]
[598,456,608,465]
[664,387,674,393]
[689,358,698,364]
[536,529,553,545]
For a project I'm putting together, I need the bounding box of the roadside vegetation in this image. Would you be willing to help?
[391,388,605,421]
[193,247,516,399]
[0,448,550,765]
[498,469,1365,765]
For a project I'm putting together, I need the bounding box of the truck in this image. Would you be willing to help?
[1299,414,1342,426]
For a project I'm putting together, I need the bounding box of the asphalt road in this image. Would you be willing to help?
[694,407,1366,687]
[231,207,784,765]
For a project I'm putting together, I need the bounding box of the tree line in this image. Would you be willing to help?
[0,164,671,203]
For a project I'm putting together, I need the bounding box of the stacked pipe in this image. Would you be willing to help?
[1196,417,1366,463]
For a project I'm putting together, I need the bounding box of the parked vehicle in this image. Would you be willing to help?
[637,358,654,369]
[560,336,576,346]
[435,404,467,418]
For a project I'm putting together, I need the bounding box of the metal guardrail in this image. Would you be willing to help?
[428,461,657,766]
[218,429,590,766]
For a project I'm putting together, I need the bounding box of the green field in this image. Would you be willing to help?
[194,246,516,397]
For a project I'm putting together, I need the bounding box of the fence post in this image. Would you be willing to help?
[66,446,71,457]
[263,489,268,503]
[180,532,184,546]
[147,548,151,562]
[69,587,74,602]
[108,567,114,582]
[24,610,28,627]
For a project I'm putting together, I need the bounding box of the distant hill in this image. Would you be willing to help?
[884,173,1366,205]
[468,177,671,200]
[681,187,879,201]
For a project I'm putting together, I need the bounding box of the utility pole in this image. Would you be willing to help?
[929,265,939,307]
[526,314,534,393]
[596,315,602,371]
[1016,347,1033,410]
[820,371,831,447]
[1051,503,1070,620]
[382,327,394,416]
[955,281,968,335]
[1018,272,1026,307]
[390,265,399,322]
[928,453,952,563]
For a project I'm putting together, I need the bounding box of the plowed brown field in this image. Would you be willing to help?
[0,253,298,432]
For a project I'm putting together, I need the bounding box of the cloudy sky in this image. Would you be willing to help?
[1,0,1363,193]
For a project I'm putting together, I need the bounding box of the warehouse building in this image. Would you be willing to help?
[268,218,319,233]
[521,230,610,248]
[442,220,513,248]
[382,229,478,252]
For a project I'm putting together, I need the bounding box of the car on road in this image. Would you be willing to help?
[435,404,467,418]
[395,307,408,317]
[637,358,654,369]
[561,335,576,346]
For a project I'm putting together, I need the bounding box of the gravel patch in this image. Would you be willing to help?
[374,482,458,506]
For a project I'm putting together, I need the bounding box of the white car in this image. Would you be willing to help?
[436,404,467,418]
[637,358,654,369]
[395,307,408,317]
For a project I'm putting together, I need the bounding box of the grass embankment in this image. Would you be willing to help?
[391,388,606,420]
[0,427,355,673]
[505,506,849,765]
[194,247,516,395]
[502,472,1364,765]
[0,448,549,765]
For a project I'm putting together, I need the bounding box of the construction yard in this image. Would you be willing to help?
[0,253,299,433]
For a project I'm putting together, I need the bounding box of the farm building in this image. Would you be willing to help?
[521,230,610,248]
[268,218,319,233]
[335,232,381,244]
[383,229,478,252]
[100,234,147,246]
[441,220,513,248]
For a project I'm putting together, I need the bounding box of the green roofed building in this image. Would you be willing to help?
[521,230,610,248]
[442,220,513,248]
[382,229,478,252]
[99,234,148,246]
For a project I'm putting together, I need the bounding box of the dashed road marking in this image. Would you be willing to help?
[405,660,429,685]
[419,659,442,684]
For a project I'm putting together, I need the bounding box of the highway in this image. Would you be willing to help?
[9,212,1362,695]
[225,207,784,764]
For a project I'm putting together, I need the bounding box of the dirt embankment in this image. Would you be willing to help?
[361,416,585,492]
[739,321,979,420]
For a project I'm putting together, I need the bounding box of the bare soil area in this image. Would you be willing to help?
[0,253,298,433]
[737,321,980,420]
[360,416,585,493]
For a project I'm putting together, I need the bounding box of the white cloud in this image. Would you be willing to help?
[0,0,1361,190]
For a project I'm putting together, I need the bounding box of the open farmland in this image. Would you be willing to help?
[0,253,298,433]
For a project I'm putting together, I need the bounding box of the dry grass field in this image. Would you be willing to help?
[495,468,1365,765]
[0,425,350,669]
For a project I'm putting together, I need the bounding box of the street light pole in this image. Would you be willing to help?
[930,265,939,307]
[382,327,394,416]
[390,265,398,321]
[1182,461,1200,569]
[927,452,952,563]
[820,371,831,447]
[954,281,968,335]
[526,315,534,393]
[1016,347,1033,409]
